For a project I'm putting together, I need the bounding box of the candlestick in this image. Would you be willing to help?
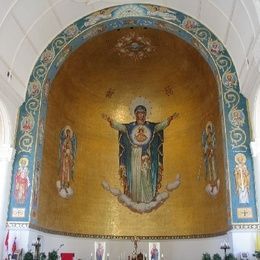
[220,241,230,258]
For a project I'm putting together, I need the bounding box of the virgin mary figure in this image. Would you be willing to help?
[103,103,178,204]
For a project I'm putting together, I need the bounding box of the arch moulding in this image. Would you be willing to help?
[6,4,258,236]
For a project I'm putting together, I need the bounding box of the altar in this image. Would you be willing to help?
[129,252,146,260]
[128,238,147,260]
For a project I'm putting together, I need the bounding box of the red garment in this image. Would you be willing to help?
[4,230,9,250]
[14,169,29,204]
[12,238,16,255]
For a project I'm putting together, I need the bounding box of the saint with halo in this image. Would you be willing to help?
[103,97,178,204]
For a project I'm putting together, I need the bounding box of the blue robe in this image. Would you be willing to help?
[117,121,164,203]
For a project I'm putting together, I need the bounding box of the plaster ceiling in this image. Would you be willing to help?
[0,0,260,106]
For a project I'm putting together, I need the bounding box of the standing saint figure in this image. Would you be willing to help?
[14,157,30,204]
[95,243,104,260]
[234,153,250,204]
[150,244,159,260]
[202,121,217,182]
[56,125,77,199]
[103,104,178,204]
[202,121,220,196]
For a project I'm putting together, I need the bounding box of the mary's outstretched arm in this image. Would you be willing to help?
[102,113,127,132]
[155,112,179,132]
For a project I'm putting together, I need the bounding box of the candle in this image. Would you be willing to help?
[107,253,109,260]
[161,253,164,259]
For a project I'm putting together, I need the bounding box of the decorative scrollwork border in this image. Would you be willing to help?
[7,4,258,234]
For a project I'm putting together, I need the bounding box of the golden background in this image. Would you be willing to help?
[38,28,229,237]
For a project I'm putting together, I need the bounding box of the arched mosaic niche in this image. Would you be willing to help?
[7,4,257,231]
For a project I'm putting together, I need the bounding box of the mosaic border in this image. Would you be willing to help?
[7,4,258,229]
[232,223,260,230]
[29,223,230,240]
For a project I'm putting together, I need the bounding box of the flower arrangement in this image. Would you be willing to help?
[202,252,211,260]
[23,251,33,260]
[253,251,260,259]
[212,253,221,260]
[202,252,236,260]
[48,250,58,260]
[224,253,236,260]
[40,252,47,260]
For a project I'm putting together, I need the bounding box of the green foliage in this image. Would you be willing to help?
[212,253,221,260]
[202,252,211,260]
[23,251,33,260]
[224,253,236,260]
[48,250,58,260]
[40,252,47,260]
[254,251,260,258]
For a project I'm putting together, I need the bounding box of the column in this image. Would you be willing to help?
[0,145,15,259]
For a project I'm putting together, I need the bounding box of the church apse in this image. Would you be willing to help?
[7,4,257,238]
[37,27,228,237]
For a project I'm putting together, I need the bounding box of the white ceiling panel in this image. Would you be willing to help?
[0,56,27,100]
[27,9,62,53]
[48,0,61,4]
[0,57,10,82]
[0,0,14,25]
[241,0,260,31]
[52,0,90,27]
[0,76,22,112]
[232,0,255,55]
[165,0,201,19]
[8,73,27,99]
[52,0,166,28]
[12,0,50,32]
[0,14,24,66]
[226,24,246,77]
[208,0,235,17]
[200,0,229,41]
[12,38,37,87]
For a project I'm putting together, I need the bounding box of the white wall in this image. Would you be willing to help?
[0,147,15,259]
[230,229,259,259]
